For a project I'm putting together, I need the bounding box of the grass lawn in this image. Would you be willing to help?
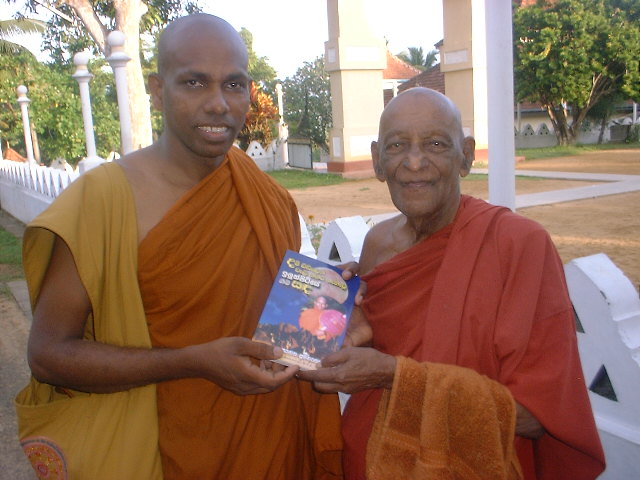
[0,227,23,295]
[516,143,639,161]
[268,169,352,190]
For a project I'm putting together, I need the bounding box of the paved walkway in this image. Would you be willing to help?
[471,168,640,209]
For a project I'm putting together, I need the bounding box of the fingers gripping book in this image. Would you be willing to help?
[253,250,361,370]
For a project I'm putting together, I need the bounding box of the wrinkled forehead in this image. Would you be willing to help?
[379,91,463,140]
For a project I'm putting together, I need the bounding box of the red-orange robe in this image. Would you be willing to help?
[342,195,605,480]
[138,147,342,479]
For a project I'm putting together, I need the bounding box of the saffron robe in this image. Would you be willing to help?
[16,148,343,479]
[137,147,342,479]
[17,162,162,479]
[343,195,605,480]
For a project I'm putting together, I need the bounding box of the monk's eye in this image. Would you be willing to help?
[385,142,403,153]
[426,139,449,151]
[186,79,204,88]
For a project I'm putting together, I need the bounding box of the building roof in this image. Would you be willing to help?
[398,64,445,94]
[383,51,422,80]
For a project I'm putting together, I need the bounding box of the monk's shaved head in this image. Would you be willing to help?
[378,87,466,146]
[157,14,248,76]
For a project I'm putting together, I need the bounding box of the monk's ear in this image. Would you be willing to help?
[371,141,385,182]
[459,136,475,178]
[148,73,164,112]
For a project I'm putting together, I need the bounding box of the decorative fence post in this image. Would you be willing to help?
[276,83,289,167]
[16,85,36,165]
[106,31,134,155]
[72,50,104,173]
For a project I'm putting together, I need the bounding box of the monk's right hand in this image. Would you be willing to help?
[187,337,299,396]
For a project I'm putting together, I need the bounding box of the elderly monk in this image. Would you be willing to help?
[300,87,605,480]
[16,14,343,479]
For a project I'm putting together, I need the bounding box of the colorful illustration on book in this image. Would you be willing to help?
[253,251,360,370]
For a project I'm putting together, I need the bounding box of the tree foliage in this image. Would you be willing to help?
[397,46,439,71]
[282,57,332,152]
[2,3,282,159]
[239,27,277,92]
[25,0,200,151]
[0,49,120,165]
[513,0,640,145]
[237,83,279,150]
[0,16,45,55]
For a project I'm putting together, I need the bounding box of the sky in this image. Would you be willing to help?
[1,0,443,79]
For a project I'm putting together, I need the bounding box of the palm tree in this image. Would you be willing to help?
[0,18,46,55]
[397,46,439,71]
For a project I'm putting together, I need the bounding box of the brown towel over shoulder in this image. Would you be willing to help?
[367,356,522,480]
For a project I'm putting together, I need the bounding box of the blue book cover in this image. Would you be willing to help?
[253,250,361,370]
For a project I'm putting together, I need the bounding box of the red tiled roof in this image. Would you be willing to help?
[398,64,445,94]
[383,51,422,80]
[3,147,27,162]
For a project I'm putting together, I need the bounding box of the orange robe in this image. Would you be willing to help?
[300,307,323,332]
[138,147,342,479]
[343,195,605,480]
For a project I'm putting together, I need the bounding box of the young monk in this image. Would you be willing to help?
[300,87,605,480]
[16,14,343,479]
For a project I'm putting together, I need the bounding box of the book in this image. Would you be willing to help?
[253,250,361,370]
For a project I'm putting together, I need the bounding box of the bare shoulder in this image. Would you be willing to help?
[116,145,161,189]
[115,145,179,242]
[359,215,403,275]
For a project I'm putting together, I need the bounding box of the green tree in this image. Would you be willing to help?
[0,16,45,55]
[513,0,640,145]
[16,0,200,151]
[239,27,277,92]
[282,57,332,152]
[0,49,120,165]
[397,46,439,71]
[585,92,627,144]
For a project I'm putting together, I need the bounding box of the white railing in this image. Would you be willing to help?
[0,160,80,224]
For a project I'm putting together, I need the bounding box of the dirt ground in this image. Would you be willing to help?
[290,148,640,291]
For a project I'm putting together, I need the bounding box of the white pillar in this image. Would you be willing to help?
[72,50,104,173]
[106,31,134,155]
[484,0,516,210]
[16,85,35,165]
[275,83,289,166]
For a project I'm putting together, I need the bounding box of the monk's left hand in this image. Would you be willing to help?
[297,346,396,394]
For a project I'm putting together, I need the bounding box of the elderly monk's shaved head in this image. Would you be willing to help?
[378,87,466,147]
[157,13,248,76]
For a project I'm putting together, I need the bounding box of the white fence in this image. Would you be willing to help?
[0,160,78,224]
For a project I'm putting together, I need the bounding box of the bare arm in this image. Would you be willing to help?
[27,235,298,395]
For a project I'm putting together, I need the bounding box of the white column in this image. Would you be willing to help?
[106,31,134,155]
[72,50,104,173]
[484,0,516,210]
[16,85,35,165]
[275,83,289,166]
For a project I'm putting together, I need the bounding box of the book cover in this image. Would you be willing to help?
[253,250,361,370]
